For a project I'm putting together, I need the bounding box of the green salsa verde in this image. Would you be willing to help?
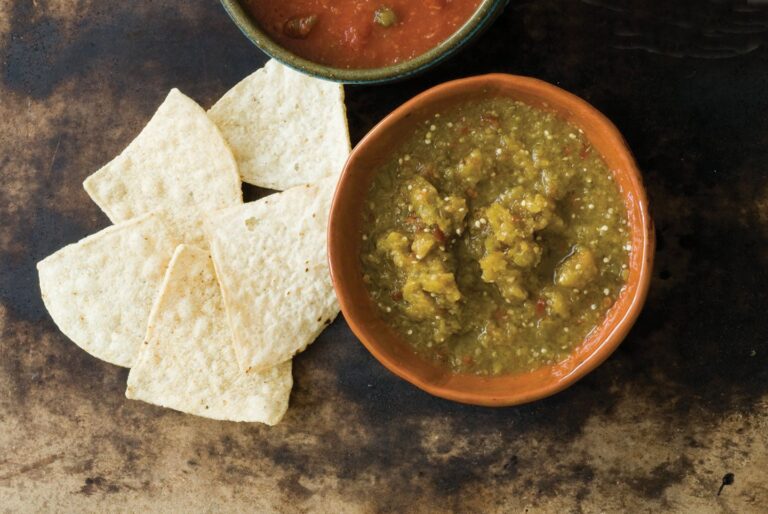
[360,97,630,375]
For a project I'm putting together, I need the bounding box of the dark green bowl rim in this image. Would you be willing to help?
[219,0,508,84]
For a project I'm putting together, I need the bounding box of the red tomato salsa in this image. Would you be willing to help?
[243,0,483,69]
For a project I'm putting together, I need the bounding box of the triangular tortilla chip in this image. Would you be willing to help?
[126,245,292,424]
[208,60,350,190]
[83,89,242,225]
[207,178,339,372]
[37,212,183,367]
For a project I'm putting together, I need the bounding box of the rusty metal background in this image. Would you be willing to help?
[2,1,768,512]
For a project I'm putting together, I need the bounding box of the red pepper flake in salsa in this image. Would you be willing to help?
[433,226,447,244]
[243,0,482,69]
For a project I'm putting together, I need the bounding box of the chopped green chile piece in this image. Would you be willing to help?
[373,6,398,27]
[283,14,318,39]
[360,97,630,375]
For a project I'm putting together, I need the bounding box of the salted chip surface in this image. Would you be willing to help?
[37,212,183,367]
[126,245,292,424]
[208,59,350,190]
[84,88,242,224]
[208,178,339,372]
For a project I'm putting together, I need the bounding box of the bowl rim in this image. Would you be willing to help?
[219,0,507,84]
[328,73,654,406]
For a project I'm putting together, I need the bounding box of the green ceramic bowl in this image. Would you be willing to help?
[219,0,509,84]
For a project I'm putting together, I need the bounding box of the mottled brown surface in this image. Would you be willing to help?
[2,1,768,512]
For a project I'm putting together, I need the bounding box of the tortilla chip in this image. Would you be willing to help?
[208,59,350,190]
[83,88,242,224]
[207,178,339,372]
[37,212,183,367]
[126,245,292,424]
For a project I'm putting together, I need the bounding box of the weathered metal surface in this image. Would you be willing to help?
[1,1,767,512]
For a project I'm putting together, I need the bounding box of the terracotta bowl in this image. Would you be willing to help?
[328,74,654,406]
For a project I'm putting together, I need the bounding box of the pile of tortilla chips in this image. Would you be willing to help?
[37,60,351,425]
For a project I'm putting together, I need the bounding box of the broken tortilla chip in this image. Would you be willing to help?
[208,60,350,190]
[207,178,339,372]
[84,88,242,225]
[126,245,292,424]
[37,212,184,367]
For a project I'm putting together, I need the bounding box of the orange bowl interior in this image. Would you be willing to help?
[328,74,654,406]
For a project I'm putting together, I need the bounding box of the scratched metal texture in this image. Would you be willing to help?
[1,1,768,512]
